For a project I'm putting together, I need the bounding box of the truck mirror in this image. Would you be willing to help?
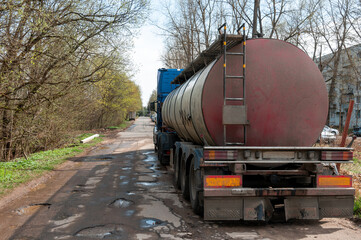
[149,102,156,111]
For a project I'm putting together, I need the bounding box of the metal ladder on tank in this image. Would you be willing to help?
[219,23,248,145]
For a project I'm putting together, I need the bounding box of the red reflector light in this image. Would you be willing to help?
[317,175,352,188]
[165,150,170,155]
[204,175,242,188]
[321,151,353,161]
[203,150,237,160]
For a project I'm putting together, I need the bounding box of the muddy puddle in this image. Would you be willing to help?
[109,198,133,208]
[75,224,123,239]
[140,218,166,228]
[14,203,51,216]
[136,182,160,187]
[119,180,130,186]
[118,176,127,180]
[121,167,132,171]
[143,154,157,163]
[124,210,135,217]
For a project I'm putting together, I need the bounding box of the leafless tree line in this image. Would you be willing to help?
[160,0,361,126]
[0,0,147,161]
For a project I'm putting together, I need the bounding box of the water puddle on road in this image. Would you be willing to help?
[109,198,133,208]
[14,203,51,215]
[75,224,123,239]
[119,180,129,186]
[143,151,154,155]
[136,182,160,187]
[121,167,132,171]
[149,164,161,171]
[83,155,114,162]
[140,218,166,228]
[124,210,135,217]
[143,155,156,163]
[119,176,127,180]
[126,191,135,196]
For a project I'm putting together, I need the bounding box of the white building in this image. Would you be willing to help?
[318,44,361,128]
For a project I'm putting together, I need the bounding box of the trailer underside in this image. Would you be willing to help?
[204,188,354,221]
[164,141,355,221]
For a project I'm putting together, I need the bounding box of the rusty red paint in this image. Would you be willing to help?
[203,150,237,160]
[202,39,327,146]
[338,100,354,171]
[321,151,353,161]
[340,100,354,147]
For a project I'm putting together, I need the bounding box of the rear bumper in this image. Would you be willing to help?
[204,187,355,197]
[204,187,355,221]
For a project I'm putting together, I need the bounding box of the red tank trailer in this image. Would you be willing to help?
[154,27,354,221]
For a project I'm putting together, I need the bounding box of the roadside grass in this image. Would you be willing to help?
[355,197,361,218]
[0,135,103,196]
[332,154,361,218]
[343,157,361,174]
[107,120,131,130]
[342,156,361,218]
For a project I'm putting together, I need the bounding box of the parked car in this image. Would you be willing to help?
[320,126,338,142]
[320,130,336,142]
[323,125,339,135]
[353,127,361,137]
[151,113,157,122]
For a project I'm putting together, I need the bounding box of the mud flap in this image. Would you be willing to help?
[244,198,273,221]
[204,198,243,220]
[284,197,319,221]
[318,196,354,218]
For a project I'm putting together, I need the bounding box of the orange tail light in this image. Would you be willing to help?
[317,175,352,188]
[204,175,242,188]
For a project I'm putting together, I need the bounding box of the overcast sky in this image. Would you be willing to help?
[132,0,166,107]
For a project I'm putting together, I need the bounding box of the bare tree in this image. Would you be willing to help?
[0,0,148,161]
[160,0,219,68]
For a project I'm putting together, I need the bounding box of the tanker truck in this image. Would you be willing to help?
[153,25,355,221]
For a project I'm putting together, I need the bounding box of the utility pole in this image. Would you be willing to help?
[252,0,260,38]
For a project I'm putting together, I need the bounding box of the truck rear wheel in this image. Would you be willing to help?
[180,156,190,200]
[189,157,203,215]
[157,144,169,166]
[157,145,163,164]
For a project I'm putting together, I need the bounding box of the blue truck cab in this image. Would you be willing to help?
[153,68,182,164]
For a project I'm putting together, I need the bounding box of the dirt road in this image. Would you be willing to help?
[0,117,360,239]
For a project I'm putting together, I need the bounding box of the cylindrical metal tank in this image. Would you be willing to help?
[162,39,328,146]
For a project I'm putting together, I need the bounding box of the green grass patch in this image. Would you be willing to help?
[107,120,130,130]
[107,126,120,129]
[0,136,103,196]
[355,197,361,218]
[343,157,361,174]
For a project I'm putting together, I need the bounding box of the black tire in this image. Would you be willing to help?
[157,145,164,164]
[173,151,181,189]
[189,157,203,215]
[180,156,190,200]
[158,147,168,166]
